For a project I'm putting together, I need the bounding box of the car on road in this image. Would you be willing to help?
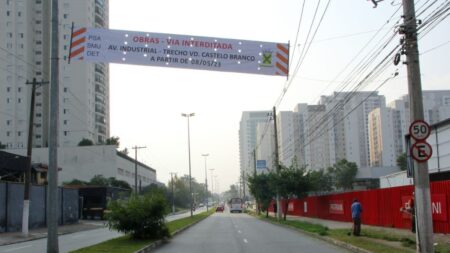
[229,197,244,213]
[216,205,224,212]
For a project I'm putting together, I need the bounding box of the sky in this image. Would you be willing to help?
[108,0,450,193]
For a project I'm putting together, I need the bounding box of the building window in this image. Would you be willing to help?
[7,87,11,92]
[64,131,68,136]
[18,131,22,137]
[18,12,21,17]
[6,131,11,137]
[7,120,11,126]
[7,11,10,16]
[63,14,68,19]
[18,98,22,103]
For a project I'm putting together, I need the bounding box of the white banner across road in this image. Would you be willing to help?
[69,28,289,76]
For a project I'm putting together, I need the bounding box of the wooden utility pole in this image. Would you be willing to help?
[132,146,146,193]
[22,78,47,236]
[401,0,433,252]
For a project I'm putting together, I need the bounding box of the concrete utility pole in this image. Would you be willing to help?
[202,154,209,211]
[132,146,146,193]
[48,0,59,251]
[181,113,195,217]
[22,78,48,237]
[272,106,282,220]
[209,168,215,202]
[170,172,177,214]
[401,1,434,252]
[253,149,259,213]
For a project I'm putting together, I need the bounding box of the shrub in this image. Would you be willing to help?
[106,193,170,239]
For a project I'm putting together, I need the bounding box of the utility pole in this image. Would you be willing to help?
[181,113,195,217]
[48,0,59,251]
[22,78,48,237]
[170,172,177,214]
[401,1,433,252]
[132,146,146,194]
[209,168,215,203]
[273,106,282,220]
[253,149,259,214]
[202,154,209,211]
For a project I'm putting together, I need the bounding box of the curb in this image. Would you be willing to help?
[134,212,213,253]
[249,213,372,253]
[0,224,106,247]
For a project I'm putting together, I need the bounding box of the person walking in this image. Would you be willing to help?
[351,199,363,236]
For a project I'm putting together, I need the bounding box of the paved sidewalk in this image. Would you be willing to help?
[0,220,107,246]
[276,213,450,245]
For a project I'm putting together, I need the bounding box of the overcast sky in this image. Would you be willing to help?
[108,0,450,192]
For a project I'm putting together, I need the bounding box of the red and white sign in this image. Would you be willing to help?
[329,200,344,215]
[409,120,431,141]
[401,194,447,221]
[69,27,289,76]
[410,141,432,162]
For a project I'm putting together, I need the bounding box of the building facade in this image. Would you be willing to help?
[6,145,156,189]
[239,111,272,197]
[0,0,110,149]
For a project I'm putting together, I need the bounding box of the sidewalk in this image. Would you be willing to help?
[281,213,450,245]
[0,220,107,246]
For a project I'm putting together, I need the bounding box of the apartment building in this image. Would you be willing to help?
[0,0,110,149]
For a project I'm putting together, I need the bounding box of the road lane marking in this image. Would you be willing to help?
[4,245,32,252]
[243,238,248,243]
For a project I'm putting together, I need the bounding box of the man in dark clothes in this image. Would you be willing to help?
[351,199,363,236]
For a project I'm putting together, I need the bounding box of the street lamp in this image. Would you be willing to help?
[181,112,195,217]
[202,153,209,211]
[209,168,215,203]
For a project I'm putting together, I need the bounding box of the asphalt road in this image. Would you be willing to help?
[0,207,206,253]
[153,209,350,253]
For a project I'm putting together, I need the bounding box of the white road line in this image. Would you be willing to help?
[243,238,248,243]
[3,245,32,252]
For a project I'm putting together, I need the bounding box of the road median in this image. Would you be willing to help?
[70,209,216,253]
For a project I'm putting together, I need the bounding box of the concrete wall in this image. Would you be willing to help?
[0,182,79,233]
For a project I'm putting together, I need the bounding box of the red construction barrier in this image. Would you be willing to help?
[268,180,450,233]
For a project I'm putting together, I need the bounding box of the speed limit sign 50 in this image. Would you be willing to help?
[409,120,431,141]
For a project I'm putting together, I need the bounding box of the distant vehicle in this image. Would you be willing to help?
[229,198,244,213]
[199,203,204,207]
[216,205,224,212]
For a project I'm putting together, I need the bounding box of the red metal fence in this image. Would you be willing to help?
[268,180,450,233]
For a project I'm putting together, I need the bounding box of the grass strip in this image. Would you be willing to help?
[247,211,432,253]
[70,208,215,253]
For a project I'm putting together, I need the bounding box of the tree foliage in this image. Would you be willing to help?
[329,159,358,190]
[270,162,312,220]
[397,153,407,171]
[248,173,274,217]
[106,192,170,239]
[78,138,94,146]
[0,142,6,149]
[63,175,131,190]
[105,136,120,147]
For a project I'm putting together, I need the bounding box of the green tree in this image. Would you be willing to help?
[108,177,131,190]
[330,159,358,190]
[270,162,311,220]
[63,179,89,186]
[105,136,120,147]
[0,142,6,149]
[90,174,110,186]
[106,192,170,239]
[248,172,274,217]
[397,153,407,171]
[309,169,333,193]
[78,138,94,146]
